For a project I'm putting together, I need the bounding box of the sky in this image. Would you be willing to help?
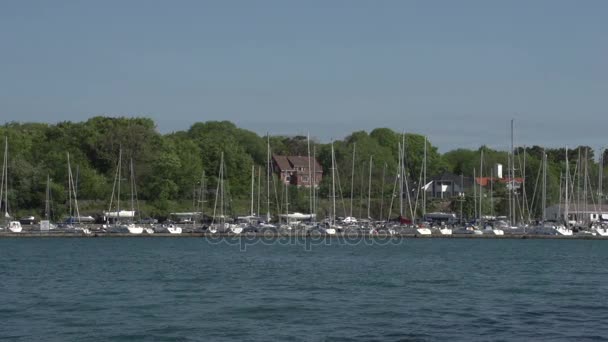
[1,0,607,152]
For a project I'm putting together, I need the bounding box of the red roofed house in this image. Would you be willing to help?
[272,155,323,187]
[475,177,524,191]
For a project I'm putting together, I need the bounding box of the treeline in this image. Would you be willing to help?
[0,117,606,221]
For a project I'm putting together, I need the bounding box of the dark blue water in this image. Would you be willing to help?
[1,237,607,341]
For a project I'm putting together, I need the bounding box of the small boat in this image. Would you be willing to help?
[229,224,243,234]
[2,138,21,233]
[166,224,182,234]
[483,226,504,235]
[416,227,432,235]
[8,221,23,233]
[453,226,483,235]
[126,223,144,234]
[592,226,608,236]
[324,227,337,235]
[432,227,452,235]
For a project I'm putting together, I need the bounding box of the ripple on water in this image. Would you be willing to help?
[1,238,608,341]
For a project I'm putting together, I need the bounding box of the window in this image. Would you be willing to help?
[302,176,309,182]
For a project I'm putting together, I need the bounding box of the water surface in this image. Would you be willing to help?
[1,238,607,341]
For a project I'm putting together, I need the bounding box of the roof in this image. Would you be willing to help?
[430,172,474,188]
[475,177,524,186]
[273,155,292,171]
[289,156,311,168]
[273,155,323,173]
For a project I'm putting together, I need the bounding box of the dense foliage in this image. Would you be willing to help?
[0,117,605,222]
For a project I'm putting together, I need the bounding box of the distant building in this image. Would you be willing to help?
[545,203,608,223]
[424,172,474,198]
[272,155,323,187]
[475,177,524,191]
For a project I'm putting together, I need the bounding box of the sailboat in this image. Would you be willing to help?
[165,223,182,234]
[531,150,572,236]
[209,152,242,234]
[279,171,293,232]
[257,134,277,232]
[418,136,451,236]
[129,159,154,234]
[323,143,338,235]
[64,153,92,234]
[1,137,22,233]
[105,149,143,234]
[593,148,608,236]
[478,148,503,236]
[39,173,57,231]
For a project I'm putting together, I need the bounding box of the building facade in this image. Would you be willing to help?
[424,173,474,198]
[272,155,323,187]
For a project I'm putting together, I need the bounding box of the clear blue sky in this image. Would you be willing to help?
[1,0,606,152]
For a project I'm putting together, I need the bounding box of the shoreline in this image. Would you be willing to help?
[1,231,606,239]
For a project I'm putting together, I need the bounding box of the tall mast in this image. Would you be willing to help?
[460,174,464,224]
[558,171,562,221]
[542,150,547,222]
[584,148,588,225]
[367,155,373,219]
[508,119,515,226]
[0,137,6,217]
[565,147,569,225]
[422,136,427,218]
[67,152,73,219]
[220,152,224,225]
[312,146,317,223]
[403,133,415,221]
[577,147,581,223]
[285,167,289,225]
[67,152,81,223]
[266,133,271,222]
[398,142,403,217]
[490,168,494,217]
[380,162,386,221]
[130,158,135,214]
[257,166,261,218]
[331,142,336,226]
[307,133,312,217]
[3,136,8,218]
[250,165,255,216]
[599,148,604,220]
[522,146,527,223]
[45,173,51,220]
[117,147,122,222]
[200,170,205,225]
[350,143,356,218]
[479,148,483,220]
[473,168,477,220]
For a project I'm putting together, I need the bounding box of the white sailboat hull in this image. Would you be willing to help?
[166,226,182,234]
[555,227,573,236]
[593,228,608,236]
[8,221,22,233]
[127,225,144,234]
[416,228,432,235]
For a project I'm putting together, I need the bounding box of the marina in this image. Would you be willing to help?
[2,225,607,239]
